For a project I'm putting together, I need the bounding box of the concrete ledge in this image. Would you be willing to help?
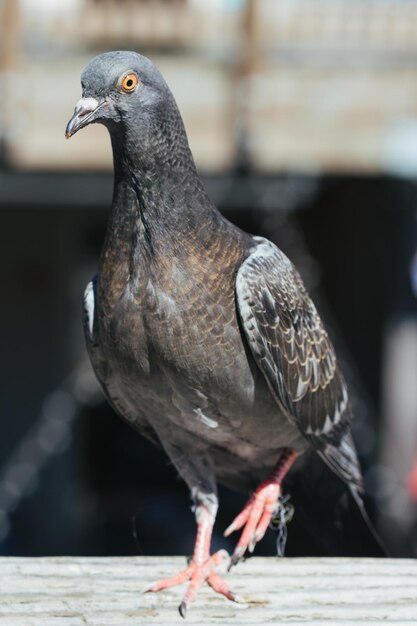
[0,556,416,624]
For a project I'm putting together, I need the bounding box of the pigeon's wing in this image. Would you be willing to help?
[83,277,160,447]
[236,237,363,490]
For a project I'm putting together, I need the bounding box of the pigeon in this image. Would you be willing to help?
[66,51,383,616]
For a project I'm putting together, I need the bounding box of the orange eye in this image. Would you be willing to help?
[119,72,139,93]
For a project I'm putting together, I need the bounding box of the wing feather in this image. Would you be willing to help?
[236,237,362,490]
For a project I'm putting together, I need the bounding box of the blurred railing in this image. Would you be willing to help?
[2,0,417,173]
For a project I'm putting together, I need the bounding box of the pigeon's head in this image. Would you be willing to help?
[65,51,173,140]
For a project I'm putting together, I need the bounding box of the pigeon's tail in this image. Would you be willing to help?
[285,449,387,557]
[348,484,388,557]
[315,430,387,554]
[317,430,364,492]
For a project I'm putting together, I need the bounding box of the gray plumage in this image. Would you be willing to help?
[69,50,363,539]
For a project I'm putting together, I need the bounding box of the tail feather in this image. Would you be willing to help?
[284,448,387,557]
[348,484,388,556]
[317,430,364,492]
[314,430,387,555]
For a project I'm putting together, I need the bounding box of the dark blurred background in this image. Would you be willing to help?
[1,0,417,559]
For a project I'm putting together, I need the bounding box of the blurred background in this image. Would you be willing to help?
[1,0,417,559]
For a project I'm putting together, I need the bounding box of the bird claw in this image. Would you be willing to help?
[144,550,237,617]
[178,601,187,619]
[228,546,244,571]
[226,482,281,567]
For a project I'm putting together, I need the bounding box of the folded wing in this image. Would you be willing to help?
[236,237,362,491]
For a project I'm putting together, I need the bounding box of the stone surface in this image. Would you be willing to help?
[0,556,416,625]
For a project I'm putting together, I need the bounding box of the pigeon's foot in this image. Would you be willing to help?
[143,504,239,617]
[144,550,238,617]
[225,481,281,567]
[224,448,298,567]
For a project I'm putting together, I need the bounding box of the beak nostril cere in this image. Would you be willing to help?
[65,96,104,139]
[76,97,99,116]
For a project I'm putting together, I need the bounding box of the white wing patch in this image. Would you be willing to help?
[83,280,95,338]
[194,407,218,429]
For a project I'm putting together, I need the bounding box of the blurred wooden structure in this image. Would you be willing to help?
[1,556,416,624]
[2,0,417,172]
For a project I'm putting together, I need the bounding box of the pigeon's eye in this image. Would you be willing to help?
[119,72,139,93]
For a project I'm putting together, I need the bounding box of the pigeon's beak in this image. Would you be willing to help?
[65,97,106,139]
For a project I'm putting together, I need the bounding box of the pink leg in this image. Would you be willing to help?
[144,505,237,617]
[224,449,298,566]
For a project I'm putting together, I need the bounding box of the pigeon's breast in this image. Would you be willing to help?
[98,244,252,394]
[142,256,253,400]
[97,233,306,460]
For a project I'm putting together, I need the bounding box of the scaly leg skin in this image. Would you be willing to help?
[144,504,238,617]
[225,448,298,568]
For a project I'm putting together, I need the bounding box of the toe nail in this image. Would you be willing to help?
[228,549,242,570]
[224,524,234,537]
[178,601,187,618]
[232,594,245,604]
[249,533,259,552]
